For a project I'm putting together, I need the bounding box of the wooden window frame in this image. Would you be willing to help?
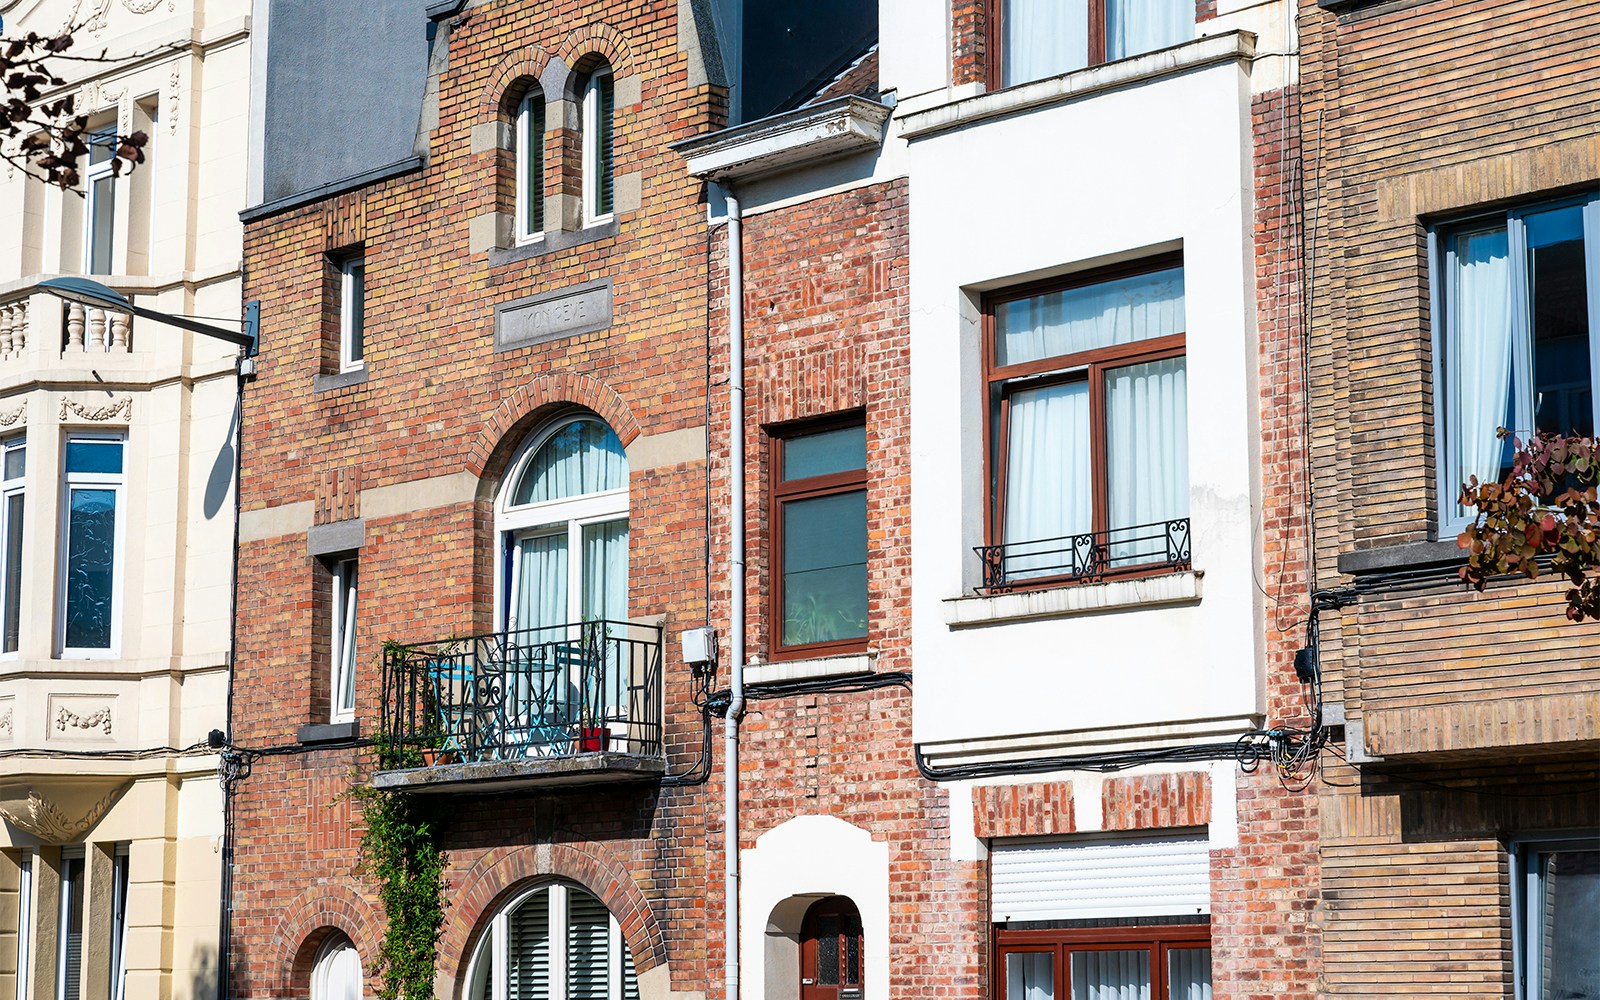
[993,923,1210,1000]
[769,413,869,661]
[982,253,1186,593]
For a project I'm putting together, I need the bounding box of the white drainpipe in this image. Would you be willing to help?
[723,189,747,1000]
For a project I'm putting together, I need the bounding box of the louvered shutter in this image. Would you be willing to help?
[620,937,640,1000]
[990,830,1210,922]
[596,74,614,215]
[507,892,551,1000]
[566,891,610,1000]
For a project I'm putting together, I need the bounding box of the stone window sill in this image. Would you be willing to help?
[744,652,875,685]
[314,367,368,393]
[943,570,1203,628]
[297,720,360,745]
[1336,539,1464,575]
[489,219,618,268]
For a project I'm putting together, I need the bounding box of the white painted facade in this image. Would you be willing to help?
[0,2,248,999]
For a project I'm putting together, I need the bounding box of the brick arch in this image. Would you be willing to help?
[439,842,667,991]
[553,22,635,99]
[480,44,555,122]
[268,882,383,999]
[467,372,641,482]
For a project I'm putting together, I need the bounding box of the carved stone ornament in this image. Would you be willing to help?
[56,704,113,734]
[0,778,130,842]
[168,67,181,134]
[60,396,132,422]
[0,706,11,738]
[0,405,23,427]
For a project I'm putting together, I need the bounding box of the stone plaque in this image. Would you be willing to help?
[495,278,613,352]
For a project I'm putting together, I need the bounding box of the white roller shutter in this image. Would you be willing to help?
[991,830,1210,922]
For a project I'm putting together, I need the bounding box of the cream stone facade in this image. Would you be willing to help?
[0,2,248,1000]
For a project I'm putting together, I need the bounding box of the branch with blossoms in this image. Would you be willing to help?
[1458,429,1600,622]
[2,27,146,188]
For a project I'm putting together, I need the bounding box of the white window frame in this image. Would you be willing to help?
[15,851,31,1000]
[57,432,126,658]
[515,90,545,245]
[1510,833,1600,1000]
[109,846,129,1000]
[464,882,634,1000]
[330,557,358,723]
[55,849,84,1000]
[1431,193,1600,537]
[580,66,614,228]
[339,254,366,373]
[494,416,628,633]
[82,125,118,275]
[1,435,25,656]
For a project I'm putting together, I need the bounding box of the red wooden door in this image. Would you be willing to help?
[800,897,863,1000]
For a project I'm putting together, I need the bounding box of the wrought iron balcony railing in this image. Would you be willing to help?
[975,517,1192,593]
[379,619,663,767]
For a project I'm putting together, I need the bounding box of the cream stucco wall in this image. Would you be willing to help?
[0,2,247,999]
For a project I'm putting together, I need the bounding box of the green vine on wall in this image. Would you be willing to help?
[353,677,447,1000]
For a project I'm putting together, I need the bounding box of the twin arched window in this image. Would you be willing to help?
[465,882,640,1000]
[513,60,614,243]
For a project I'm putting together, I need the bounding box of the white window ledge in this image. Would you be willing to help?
[943,571,1202,629]
[675,96,893,183]
[899,31,1257,142]
[744,652,875,685]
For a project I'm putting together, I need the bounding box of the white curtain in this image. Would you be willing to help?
[1003,0,1087,85]
[1167,948,1212,1000]
[515,533,568,632]
[1008,953,1055,1000]
[997,269,1186,367]
[1106,0,1193,62]
[1005,381,1092,577]
[1448,228,1515,520]
[582,518,629,714]
[1106,357,1189,558]
[513,420,627,505]
[1070,950,1150,1000]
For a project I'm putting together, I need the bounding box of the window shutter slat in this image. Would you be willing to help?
[567,892,610,1000]
[597,73,614,216]
[507,892,550,1000]
[991,831,1210,922]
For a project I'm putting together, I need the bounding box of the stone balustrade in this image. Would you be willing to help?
[62,300,134,352]
[0,298,26,360]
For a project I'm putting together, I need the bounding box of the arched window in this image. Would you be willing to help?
[464,882,639,1000]
[497,415,628,634]
[800,897,862,1000]
[311,933,362,1000]
[580,63,614,223]
[515,87,545,242]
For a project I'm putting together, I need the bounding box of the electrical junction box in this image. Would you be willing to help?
[681,626,717,667]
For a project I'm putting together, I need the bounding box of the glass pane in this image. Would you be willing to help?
[1007,952,1055,1000]
[464,936,492,1000]
[346,261,365,363]
[996,267,1184,367]
[522,95,544,234]
[65,439,124,475]
[506,891,550,1000]
[514,532,567,633]
[816,915,840,985]
[582,519,630,715]
[781,490,867,646]
[4,492,22,653]
[89,174,116,275]
[64,487,117,649]
[1525,205,1593,437]
[1002,380,1091,579]
[4,442,23,481]
[1446,225,1517,519]
[845,928,861,985]
[89,127,117,165]
[335,561,357,715]
[1003,0,1087,85]
[1543,849,1600,999]
[783,424,866,480]
[1105,356,1189,564]
[1106,0,1193,62]
[567,890,611,1000]
[1070,950,1149,1000]
[1166,948,1211,1000]
[60,857,85,1000]
[513,420,627,505]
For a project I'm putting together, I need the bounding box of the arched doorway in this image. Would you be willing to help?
[799,897,862,1000]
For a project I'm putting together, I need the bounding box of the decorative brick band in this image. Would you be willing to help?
[268,881,383,999]
[439,841,667,989]
[315,467,361,525]
[972,781,1076,839]
[758,342,866,425]
[1101,771,1211,831]
[468,372,642,479]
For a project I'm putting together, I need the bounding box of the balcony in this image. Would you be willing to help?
[975,518,1192,594]
[374,619,665,792]
[0,281,135,361]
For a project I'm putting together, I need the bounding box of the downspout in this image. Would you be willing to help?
[723,189,746,1000]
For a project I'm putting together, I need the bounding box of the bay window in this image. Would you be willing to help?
[59,434,124,654]
[994,0,1195,87]
[1435,194,1600,534]
[983,259,1190,591]
[771,418,869,656]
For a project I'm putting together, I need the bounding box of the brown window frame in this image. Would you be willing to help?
[993,923,1211,1000]
[769,413,870,660]
[982,252,1187,593]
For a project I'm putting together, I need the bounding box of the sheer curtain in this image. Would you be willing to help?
[1106,357,1189,559]
[513,420,627,505]
[1003,0,1087,85]
[515,533,568,632]
[582,519,630,715]
[997,269,1186,367]
[1106,0,1193,62]
[1005,382,1092,577]
[1167,949,1212,1000]
[1448,228,1515,523]
[1006,953,1054,1000]
[1070,950,1150,1000]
